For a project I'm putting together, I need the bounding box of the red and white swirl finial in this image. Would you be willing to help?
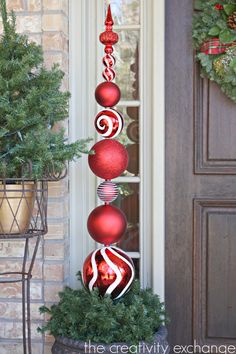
[100,5,118,82]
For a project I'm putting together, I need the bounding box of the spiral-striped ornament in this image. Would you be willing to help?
[103,54,116,82]
[103,67,116,81]
[95,108,124,139]
[97,181,119,203]
[82,246,135,300]
[103,54,116,67]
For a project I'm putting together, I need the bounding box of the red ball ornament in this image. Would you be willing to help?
[95,108,124,139]
[87,204,126,245]
[97,181,119,203]
[82,246,135,299]
[88,140,128,179]
[95,82,121,107]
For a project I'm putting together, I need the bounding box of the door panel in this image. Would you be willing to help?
[194,200,236,345]
[166,0,236,349]
[195,68,236,174]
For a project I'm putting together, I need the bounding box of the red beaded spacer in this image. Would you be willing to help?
[105,46,114,54]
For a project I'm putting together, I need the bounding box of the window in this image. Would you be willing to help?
[103,0,146,283]
[69,0,164,298]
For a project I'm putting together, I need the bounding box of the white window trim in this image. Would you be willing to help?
[69,0,165,301]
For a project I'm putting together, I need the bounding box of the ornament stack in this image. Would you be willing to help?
[82,5,135,300]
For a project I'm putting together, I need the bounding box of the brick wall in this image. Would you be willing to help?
[0,1,70,353]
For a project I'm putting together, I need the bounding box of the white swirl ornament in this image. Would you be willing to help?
[95,108,124,139]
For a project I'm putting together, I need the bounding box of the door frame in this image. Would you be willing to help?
[151,0,165,300]
[69,0,165,300]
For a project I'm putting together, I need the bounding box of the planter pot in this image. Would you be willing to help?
[0,183,36,234]
[52,326,169,354]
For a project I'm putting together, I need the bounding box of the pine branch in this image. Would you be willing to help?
[0,0,8,31]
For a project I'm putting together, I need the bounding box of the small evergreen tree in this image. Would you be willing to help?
[0,0,90,178]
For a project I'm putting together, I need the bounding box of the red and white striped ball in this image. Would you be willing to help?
[103,67,116,81]
[97,181,119,203]
[82,246,135,300]
[95,108,124,139]
[103,54,116,68]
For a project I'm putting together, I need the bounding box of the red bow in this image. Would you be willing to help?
[200,37,235,55]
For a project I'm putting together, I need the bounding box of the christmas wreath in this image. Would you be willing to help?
[193,0,236,102]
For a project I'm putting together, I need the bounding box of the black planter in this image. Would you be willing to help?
[52,326,169,354]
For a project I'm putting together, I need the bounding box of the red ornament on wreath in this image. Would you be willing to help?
[82,246,135,299]
[95,108,124,139]
[88,140,128,180]
[87,204,127,245]
[95,82,121,107]
[214,3,224,10]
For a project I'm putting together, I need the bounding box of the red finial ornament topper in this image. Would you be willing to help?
[100,5,119,51]
[104,4,114,28]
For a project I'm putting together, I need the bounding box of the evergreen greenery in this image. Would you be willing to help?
[0,0,91,178]
[39,275,168,344]
[192,0,236,102]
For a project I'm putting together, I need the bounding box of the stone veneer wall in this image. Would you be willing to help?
[0,1,70,353]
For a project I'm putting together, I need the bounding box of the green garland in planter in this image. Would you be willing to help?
[193,0,236,102]
[38,275,168,344]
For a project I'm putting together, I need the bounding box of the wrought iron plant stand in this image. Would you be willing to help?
[0,169,66,354]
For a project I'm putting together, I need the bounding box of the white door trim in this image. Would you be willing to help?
[69,0,97,288]
[151,0,165,301]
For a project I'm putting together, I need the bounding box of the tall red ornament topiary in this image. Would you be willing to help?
[83,5,134,298]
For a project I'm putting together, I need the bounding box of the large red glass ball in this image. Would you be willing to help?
[94,108,124,139]
[95,82,121,107]
[87,205,126,245]
[88,140,128,179]
[82,246,135,300]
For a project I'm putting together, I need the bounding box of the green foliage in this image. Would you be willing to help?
[0,0,91,178]
[192,0,236,102]
[38,276,168,344]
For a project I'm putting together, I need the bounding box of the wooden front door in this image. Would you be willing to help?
[165,0,236,350]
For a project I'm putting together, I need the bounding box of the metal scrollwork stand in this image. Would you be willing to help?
[0,179,48,354]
